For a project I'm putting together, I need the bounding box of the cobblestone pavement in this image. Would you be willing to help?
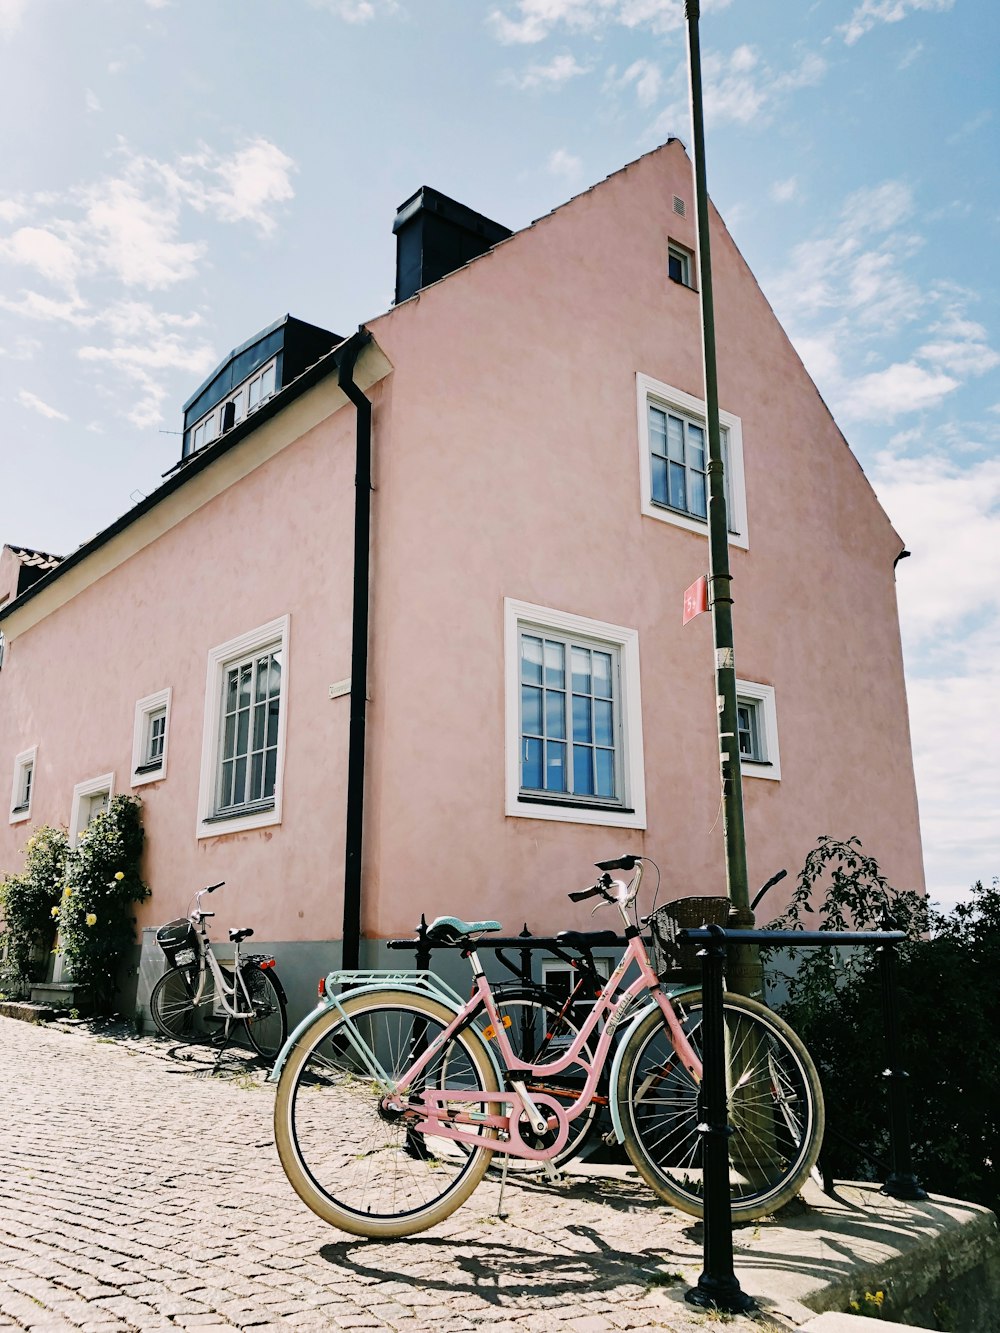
[0,1016,789,1333]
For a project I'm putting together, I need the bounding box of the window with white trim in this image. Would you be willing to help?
[70,773,114,845]
[197,616,289,837]
[9,746,36,824]
[188,359,277,454]
[668,241,693,287]
[131,688,171,786]
[735,680,780,780]
[505,599,646,829]
[636,373,748,550]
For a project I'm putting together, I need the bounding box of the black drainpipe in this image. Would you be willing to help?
[338,330,374,970]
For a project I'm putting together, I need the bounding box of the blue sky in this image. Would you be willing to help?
[1,0,996,908]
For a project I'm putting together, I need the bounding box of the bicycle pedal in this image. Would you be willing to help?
[540,1159,563,1184]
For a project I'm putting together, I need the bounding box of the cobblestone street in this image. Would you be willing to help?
[0,1016,784,1333]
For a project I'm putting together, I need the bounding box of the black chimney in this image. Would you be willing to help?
[393,186,512,305]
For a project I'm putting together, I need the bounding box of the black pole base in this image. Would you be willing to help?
[883,1174,928,1201]
[686,1278,757,1314]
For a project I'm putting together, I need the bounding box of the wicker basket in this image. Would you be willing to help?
[647,896,732,980]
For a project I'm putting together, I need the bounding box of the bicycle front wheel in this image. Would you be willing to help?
[240,966,287,1059]
[273,989,499,1238]
[616,992,824,1222]
[149,966,223,1043]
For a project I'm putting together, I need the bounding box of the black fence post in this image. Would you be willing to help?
[877,941,927,1201]
[415,913,431,974]
[519,924,533,987]
[685,924,756,1315]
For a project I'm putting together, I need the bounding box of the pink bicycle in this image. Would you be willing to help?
[270,855,823,1238]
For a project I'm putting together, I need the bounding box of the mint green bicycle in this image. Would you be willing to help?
[269,856,823,1238]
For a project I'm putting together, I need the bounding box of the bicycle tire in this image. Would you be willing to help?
[477,987,601,1169]
[616,991,824,1222]
[240,966,288,1059]
[149,965,224,1043]
[273,989,499,1238]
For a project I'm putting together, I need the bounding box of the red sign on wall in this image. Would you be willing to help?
[682,575,709,625]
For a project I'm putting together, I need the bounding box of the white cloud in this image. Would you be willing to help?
[505,52,589,91]
[308,0,399,20]
[547,148,584,183]
[0,226,80,288]
[652,45,826,134]
[619,57,662,107]
[770,177,799,204]
[17,389,69,421]
[841,361,958,421]
[85,89,101,114]
[179,139,296,236]
[82,173,205,289]
[488,0,731,45]
[0,0,27,40]
[841,0,954,46]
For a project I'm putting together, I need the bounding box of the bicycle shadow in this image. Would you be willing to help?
[317,1223,693,1309]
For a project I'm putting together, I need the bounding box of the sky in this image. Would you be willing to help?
[0,0,996,910]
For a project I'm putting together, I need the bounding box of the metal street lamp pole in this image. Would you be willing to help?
[684,0,759,996]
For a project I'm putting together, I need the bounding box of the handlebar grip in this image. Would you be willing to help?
[569,885,601,902]
[205,882,225,894]
[595,855,640,872]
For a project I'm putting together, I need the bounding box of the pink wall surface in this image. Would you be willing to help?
[362,140,924,937]
[0,405,358,942]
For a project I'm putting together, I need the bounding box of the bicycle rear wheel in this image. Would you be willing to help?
[149,965,224,1043]
[240,966,287,1059]
[273,989,499,1238]
[616,992,824,1222]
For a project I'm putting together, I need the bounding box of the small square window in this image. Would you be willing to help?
[9,746,37,823]
[132,689,171,786]
[737,700,763,761]
[70,773,114,845]
[668,242,693,287]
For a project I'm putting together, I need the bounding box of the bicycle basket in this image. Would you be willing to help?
[647,896,731,980]
[156,918,199,968]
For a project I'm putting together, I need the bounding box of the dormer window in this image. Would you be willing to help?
[186,359,278,457]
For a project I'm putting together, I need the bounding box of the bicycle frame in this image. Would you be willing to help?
[374,929,704,1162]
[184,918,256,1021]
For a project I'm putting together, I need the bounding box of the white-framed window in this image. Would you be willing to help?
[70,773,114,845]
[735,680,780,781]
[9,746,37,824]
[505,599,646,829]
[197,615,289,838]
[131,688,171,787]
[636,373,749,550]
[188,359,277,454]
[668,241,694,287]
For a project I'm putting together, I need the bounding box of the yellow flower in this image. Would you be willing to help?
[63,886,72,899]
[50,906,60,919]
[114,871,124,881]
[85,913,97,927]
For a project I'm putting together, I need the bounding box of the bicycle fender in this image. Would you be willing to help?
[607,984,701,1145]
[265,980,504,1087]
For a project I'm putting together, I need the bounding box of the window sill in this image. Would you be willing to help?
[204,799,276,825]
[518,794,634,815]
[9,804,30,824]
[134,760,163,776]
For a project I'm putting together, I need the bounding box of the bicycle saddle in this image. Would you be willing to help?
[425,916,501,945]
[229,927,254,943]
[555,929,619,950]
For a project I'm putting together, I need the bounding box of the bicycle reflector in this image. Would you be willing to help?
[318,976,327,998]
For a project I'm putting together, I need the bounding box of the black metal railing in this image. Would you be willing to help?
[677,924,926,1315]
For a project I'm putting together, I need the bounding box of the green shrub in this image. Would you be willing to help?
[0,825,69,994]
[57,795,149,1014]
[767,838,1000,1214]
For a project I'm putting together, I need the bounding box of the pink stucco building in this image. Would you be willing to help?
[0,141,924,1020]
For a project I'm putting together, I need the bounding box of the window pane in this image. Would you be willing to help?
[266,699,280,748]
[667,416,685,463]
[521,635,543,685]
[545,690,566,739]
[234,755,247,805]
[651,456,668,505]
[572,694,592,743]
[249,377,261,408]
[205,414,218,443]
[522,737,543,789]
[668,251,683,283]
[594,698,614,747]
[573,745,594,795]
[649,407,667,457]
[253,701,267,752]
[544,640,565,689]
[593,653,612,699]
[238,663,252,709]
[269,650,282,697]
[668,461,687,510]
[689,471,707,518]
[596,749,615,798]
[521,685,542,735]
[220,759,234,807]
[546,741,567,792]
[223,712,236,759]
[687,423,705,471]
[250,751,264,802]
[261,364,275,398]
[236,706,250,758]
[571,647,591,694]
[255,656,270,703]
[232,391,245,422]
[263,747,277,799]
[226,668,238,712]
